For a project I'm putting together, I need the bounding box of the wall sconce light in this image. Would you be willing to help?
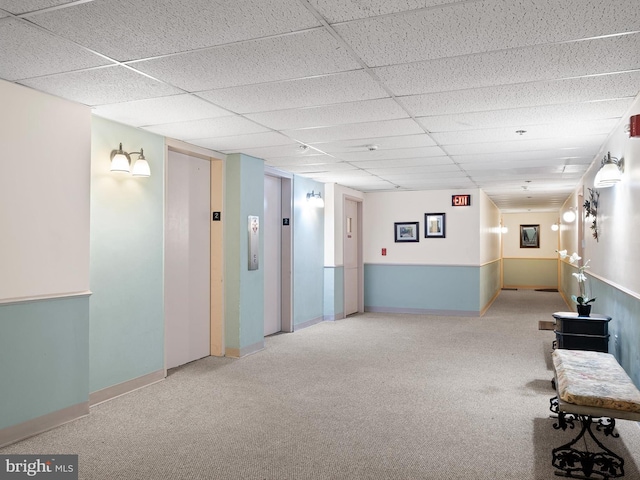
[306,190,324,208]
[562,208,576,223]
[500,226,508,234]
[110,143,151,177]
[551,223,559,231]
[593,152,622,188]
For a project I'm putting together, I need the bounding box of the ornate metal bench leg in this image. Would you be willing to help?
[551,413,624,479]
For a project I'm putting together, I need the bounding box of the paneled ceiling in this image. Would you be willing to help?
[1,0,639,212]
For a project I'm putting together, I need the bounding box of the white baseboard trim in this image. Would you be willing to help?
[89,370,165,407]
[0,402,89,448]
[294,316,324,331]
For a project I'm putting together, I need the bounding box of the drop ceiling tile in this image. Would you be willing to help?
[380,170,469,180]
[191,131,293,152]
[344,156,452,169]
[0,0,76,14]
[358,185,401,191]
[396,178,476,188]
[335,0,640,67]
[92,94,231,127]
[133,29,361,92]
[265,155,343,167]
[0,18,111,80]
[246,98,408,130]
[309,0,462,23]
[419,100,632,133]
[400,71,640,117]
[365,164,461,175]
[374,33,640,96]
[283,118,424,144]
[453,149,596,166]
[335,146,446,162]
[472,165,569,177]
[196,71,388,114]
[432,120,618,145]
[27,0,320,61]
[336,181,397,190]
[309,134,436,152]
[306,169,374,178]
[237,143,325,159]
[282,163,356,174]
[143,115,268,141]
[18,66,182,105]
[445,135,607,156]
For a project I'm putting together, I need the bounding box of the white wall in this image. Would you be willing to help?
[502,212,560,258]
[581,96,640,295]
[479,190,501,264]
[363,189,480,265]
[0,80,90,301]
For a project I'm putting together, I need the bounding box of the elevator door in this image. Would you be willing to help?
[264,174,282,336]
[344,199,359,316]
[165,151,211,369]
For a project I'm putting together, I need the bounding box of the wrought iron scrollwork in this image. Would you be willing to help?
[595,417,619,438]
[549,408,624,479]
[550,396,576,431]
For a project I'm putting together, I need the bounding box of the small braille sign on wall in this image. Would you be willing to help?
[212,212,221,221]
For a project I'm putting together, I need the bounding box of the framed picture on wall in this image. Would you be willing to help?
[394,222,419,242]
[520,224,540,248]
[424,213,446,238]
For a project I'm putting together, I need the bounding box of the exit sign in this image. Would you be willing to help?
[452,194,471,206]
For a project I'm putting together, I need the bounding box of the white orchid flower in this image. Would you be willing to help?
[569,253,581,264]
[572,272,587,282]
[557,250,568,258]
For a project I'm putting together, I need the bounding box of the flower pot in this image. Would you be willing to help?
[577,304,592,317]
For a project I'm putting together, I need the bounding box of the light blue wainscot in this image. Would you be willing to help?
[587,276,640,390]
[323,266,344,321]
[0,296,90,444]
[364,264,482,316]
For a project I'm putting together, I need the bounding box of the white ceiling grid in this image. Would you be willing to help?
[1,0,638,211]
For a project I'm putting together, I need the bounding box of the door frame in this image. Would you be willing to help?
[265,166,293,333]
[164,139,225,376]
[343,194,364,314]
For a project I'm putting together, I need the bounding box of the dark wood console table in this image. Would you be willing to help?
[552,312,611,353]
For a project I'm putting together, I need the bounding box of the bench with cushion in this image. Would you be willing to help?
[550,349,640,478]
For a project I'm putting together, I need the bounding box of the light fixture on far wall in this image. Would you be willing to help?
[306,190,324,208]
[551,223,559,231]
[562,208,576,223]
[110,143,151,177]
[593,152,622,188]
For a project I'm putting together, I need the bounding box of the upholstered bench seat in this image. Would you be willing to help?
[552,349,640,420]
[550,349,640,478]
